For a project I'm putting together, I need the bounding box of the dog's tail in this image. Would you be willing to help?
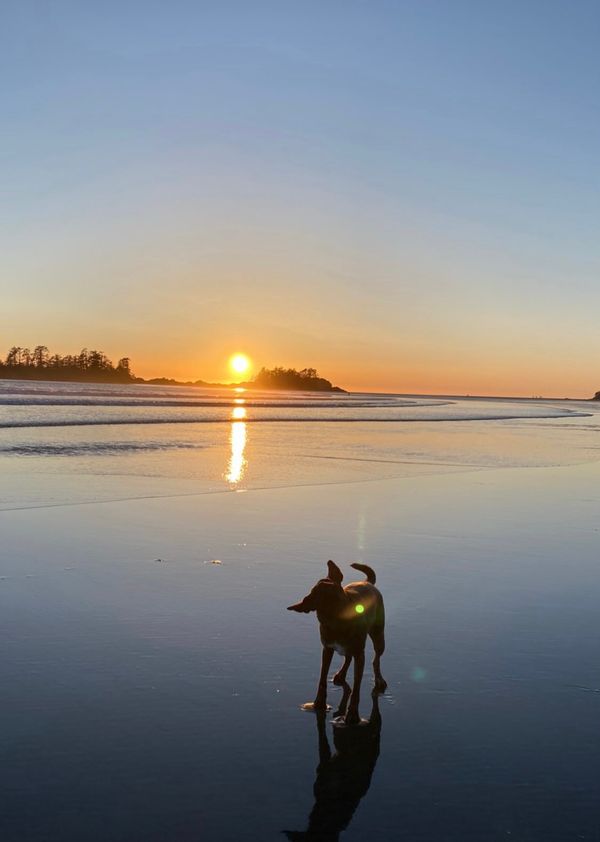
[351,562,376,584]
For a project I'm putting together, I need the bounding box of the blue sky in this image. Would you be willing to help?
[2,1,599,393]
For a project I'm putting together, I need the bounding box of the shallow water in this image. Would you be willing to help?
[2,382,600,840]
[0,381,598,512]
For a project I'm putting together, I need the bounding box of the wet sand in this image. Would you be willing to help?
[3,458,600,840]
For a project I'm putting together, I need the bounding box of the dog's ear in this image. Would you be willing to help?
[327,559,343,584]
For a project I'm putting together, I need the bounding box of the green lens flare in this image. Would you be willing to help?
[355,604,365,614]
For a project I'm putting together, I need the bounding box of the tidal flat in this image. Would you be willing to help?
[2,384,600,840]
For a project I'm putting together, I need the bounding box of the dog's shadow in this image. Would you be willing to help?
[283,683,383,842]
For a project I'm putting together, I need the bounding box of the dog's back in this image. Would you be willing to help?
[342,580,385,629]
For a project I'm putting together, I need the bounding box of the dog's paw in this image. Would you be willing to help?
[332,672,347,686]
[301,701,332,712]
[344,708,361,726]
[333,711,369,728]
[373,678,388,694]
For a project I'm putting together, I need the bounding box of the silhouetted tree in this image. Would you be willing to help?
[5,346,21,367]
[77,348,89,370]
[116,357,131,375]
[33,345,49,368]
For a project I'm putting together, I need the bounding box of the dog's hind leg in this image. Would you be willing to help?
[332,680,351,718]
[369,628,387,693]
[333,654,352,686]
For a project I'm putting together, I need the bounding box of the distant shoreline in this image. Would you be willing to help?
[140,376,346,393]
[0,373,346,393]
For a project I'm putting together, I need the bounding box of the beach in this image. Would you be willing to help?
[3,384,600,840]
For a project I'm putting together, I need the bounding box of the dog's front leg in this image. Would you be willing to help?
[345,650,365,725]
[314,646,334,710]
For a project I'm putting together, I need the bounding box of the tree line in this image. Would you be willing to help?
[0,345,136,383]
[252,366,343,392]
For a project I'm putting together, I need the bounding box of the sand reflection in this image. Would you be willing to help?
[225,406,247,485]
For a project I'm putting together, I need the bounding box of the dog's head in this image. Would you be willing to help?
[287,560,344,614]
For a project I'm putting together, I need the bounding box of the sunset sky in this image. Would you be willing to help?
[3,1,600,396]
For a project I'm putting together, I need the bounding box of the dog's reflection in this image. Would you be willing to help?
[283,683,382,841]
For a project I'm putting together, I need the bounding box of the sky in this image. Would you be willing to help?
[2,0,600,396]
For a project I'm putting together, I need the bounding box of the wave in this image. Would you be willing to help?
[0,409,591,429]
[0,441,203,456]
[0,397,435,409]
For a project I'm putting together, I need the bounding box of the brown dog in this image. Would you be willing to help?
[287,560,387,724]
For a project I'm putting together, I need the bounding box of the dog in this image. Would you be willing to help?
[287,560,386,724]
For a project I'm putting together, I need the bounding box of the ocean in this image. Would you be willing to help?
[0,379,597,511]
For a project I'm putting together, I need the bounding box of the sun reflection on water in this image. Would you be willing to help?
[226,406,247,485]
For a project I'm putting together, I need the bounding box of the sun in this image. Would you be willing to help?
[229,353,251,376]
